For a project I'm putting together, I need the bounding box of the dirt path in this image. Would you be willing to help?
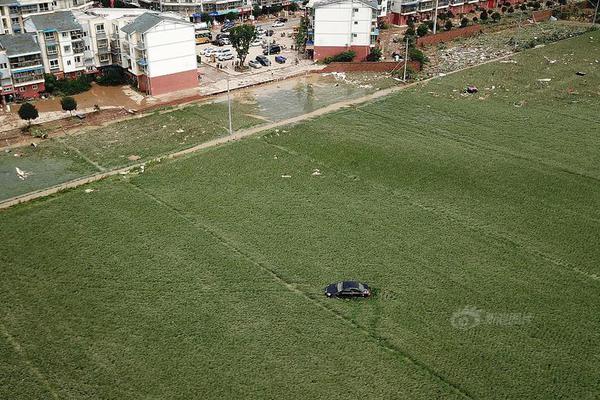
[0,53,517,211]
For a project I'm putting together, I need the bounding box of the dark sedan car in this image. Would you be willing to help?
[325,281,370,298]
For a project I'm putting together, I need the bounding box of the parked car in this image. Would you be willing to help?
[275,55,286,64]
[250,39,262,47]
[203,47,215,56]
[263,44,281,55]
[248,60,262,69]
[265,29,274,36]
[276,17,288,23]
[216,32,230,40]
[272,21,284,27]
[255,55,271,66]
[218,52,234,61]
[324,281,371,298]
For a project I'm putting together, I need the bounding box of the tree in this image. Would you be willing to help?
[18,102,39,128]
[445,19,453,30]
[461,17,469,27]
[417,23,429,37]
[229,24,256,67]
[366,47,382,61]
[409,47,428,64]
[295,16,309,53]
[491,11,502,21]
[480,10,489,20]
[60,96,77,115]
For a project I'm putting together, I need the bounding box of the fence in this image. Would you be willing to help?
[416,25,483,47]
[321,61,421,73]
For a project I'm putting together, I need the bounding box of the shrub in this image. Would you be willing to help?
[60,96,77,115]
[417,23,429,37]
[409,47,428,64]
[480,10,489,20]
[501,6,507,12]
[492,11,502,21]
[532,1,541,9]
[366,47,382,61]
[445,19,453,30]
[520,3,528,10]
[461,17,469,27]
[18,102,38,128]
[508,6,515,13]
[473,16,479,22]
[426,20,435,30]
[97,66,128,86]
[44,74,92,96]
[447,9,455,18]
[323,50,356,63]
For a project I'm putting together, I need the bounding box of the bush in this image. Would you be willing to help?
[480,10,489,20]
[461,17,469,27]
[501,6,507,12]
[492,11,502,21]
[447,10,455,18]
[409,47,428,64]
[417,23,429,37]
[60,96,77,114]
[323,50,356,63]
[366,47,382,61]
[520,3,528,10]
[445,19,453,30]
[97,66,128,86]
[473,16,479,22]
[18,102,38,128]
[44,74,92,96]
[508,6,515,13]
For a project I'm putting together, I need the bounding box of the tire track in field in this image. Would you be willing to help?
[261,139,600,284]
[0,321,60,399]
[126,181,475,400]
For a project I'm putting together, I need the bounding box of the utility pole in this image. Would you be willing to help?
[403,34,409,81]
[227,77,233,135]
[432,0,440,34]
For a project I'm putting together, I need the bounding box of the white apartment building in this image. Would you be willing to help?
[307,0,378,62]
[0,33,45,101]
[120,12,197,95]
[24,11,89,77]
[137,0,251,19]
[0,0,92,35]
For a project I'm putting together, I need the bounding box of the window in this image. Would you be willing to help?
[354,21,358,24]
[46,44,58,55]
[63,45,71,52]
[32,84,38,89]
[85,45,90,51]
[52,0,57,5]
[66,60,71,65]
[353,33,357,37]
[49,59,59,69]
[95,23,105,32]
[0,62,7,69]
[44,31,55,40]
[39,3,49,11]
[19,87,25,92]
[99,54,109,63]
[353,7,359,11]
[74,56,81,63]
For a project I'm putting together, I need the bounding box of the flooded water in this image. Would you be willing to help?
[228,74,380,122]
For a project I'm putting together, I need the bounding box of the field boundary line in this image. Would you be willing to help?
[127,181,475,400]
[0,52,519,211]
[0,321,60,399]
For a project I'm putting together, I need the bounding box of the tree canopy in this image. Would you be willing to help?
[229,24,256,67]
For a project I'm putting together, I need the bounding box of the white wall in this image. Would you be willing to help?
[145,20,195,78]
[313,1,374,48]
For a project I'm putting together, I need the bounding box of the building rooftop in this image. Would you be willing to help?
[28,10,82,32]
[0,33,41,57]
[121,12,187,35]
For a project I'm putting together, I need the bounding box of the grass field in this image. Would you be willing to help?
[1,34,599,399]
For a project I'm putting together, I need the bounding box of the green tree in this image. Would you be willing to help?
[18,102,39,128]
[417,23,429,37]
[460,17,469,27]
[480,10,489,20]
[295,16,309,53]
[445,19,453,30]
[230,24,256,67]
[60,96,77,115]
[491,11,502,21]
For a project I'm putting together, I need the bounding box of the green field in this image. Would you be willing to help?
[1,34,599,399]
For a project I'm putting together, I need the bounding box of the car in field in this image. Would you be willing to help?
[272,21,284,27]
[263,44,281,55]
[248,60,262,69]
[255,55,271,66]
[325,281,370,298]
[218,52,234,61]
[275,55,286,64]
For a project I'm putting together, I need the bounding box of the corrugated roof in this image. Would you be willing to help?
[310,0,378,9]
[0,33,41,56]
[121,12,186,35]
[28,11,82,32]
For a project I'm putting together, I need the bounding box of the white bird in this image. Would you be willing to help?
[15,167,31,180]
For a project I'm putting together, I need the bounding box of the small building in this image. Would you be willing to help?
[0,0,93,35]
[307,0,379,62]
[0,33,45,101]
[389,0,487,26]
[120,13,197,96]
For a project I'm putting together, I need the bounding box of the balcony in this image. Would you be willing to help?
[401,3,418,13]
[418,0,434,10]
[97,46,111,55]
[73,46,85,54]
[13,72,44,85]
[96,30,107,38]
[450,0,464,4]
[9,58,43,70]
[438,0,450,7]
